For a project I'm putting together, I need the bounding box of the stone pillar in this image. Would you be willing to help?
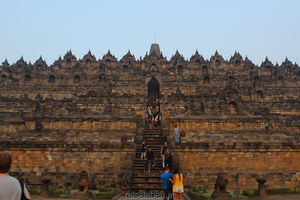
[256,178,267,197]
[40,179,51,197]
[65,182,72,194]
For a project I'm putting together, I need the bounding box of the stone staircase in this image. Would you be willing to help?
[130,128,164,194]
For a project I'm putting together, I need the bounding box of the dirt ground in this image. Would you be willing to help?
[247,194,300,200]
[31,193,300,200]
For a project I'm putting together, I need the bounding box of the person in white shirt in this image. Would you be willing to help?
[0,152,31,200]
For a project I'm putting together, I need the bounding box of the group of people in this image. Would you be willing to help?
[141,140,183,200]
[145,104,161,129]
[160,167,184,200]
[141,139,174,174]
[161,142,173,170]
[141,140,156,174]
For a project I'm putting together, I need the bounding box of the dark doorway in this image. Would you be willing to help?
[148,77,160,105]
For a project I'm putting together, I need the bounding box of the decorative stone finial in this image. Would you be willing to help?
[82,50,96,63]
[102,49,117,62]
[34,56,47,68]
[171,50,185,63]
[281,57,293,67]
[2,59,9,67]
[87,50,92,56]
[190,50,204,63]
[149,43,160,57]
[121,50,135,62]
[210,50,224,63]
[261,57,273,68]
[64,50,76,60]
[15,56,27,67]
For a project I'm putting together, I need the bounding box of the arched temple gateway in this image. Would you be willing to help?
[0,44,299,192]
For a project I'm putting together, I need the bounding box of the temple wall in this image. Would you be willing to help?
[1,142,135,190]
[0,121,137,132]
[173,146,300,190]
[0,50,299,190]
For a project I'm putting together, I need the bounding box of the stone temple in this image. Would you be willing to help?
[0,44,299,192]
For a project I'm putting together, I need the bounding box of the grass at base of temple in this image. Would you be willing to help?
[28,185,116,199]
[266,188,300,195]
[188,186,300,200]
[188,186,255,199]
[28,188,42,195]
[93,185,116,199]
[187,186,212,200]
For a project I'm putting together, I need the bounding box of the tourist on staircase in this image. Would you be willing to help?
[147,104,152,113]
[154,112,159,127]
[166,151,174,171]
[160,167,173,200]
[146,148,155,174]
[170,168,184,200]
[158,112,162,127]
[164,149,172,170]
[141,140,147,160]
[148,110,153,129]
[174,125,180,144]
[155,99,160,113]
[145,111,149,129]
[162,130,167,143]
[161,142,168,169]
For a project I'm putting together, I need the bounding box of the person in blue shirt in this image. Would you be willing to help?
[160,167,173,200]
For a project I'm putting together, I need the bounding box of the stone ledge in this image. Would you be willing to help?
[0,141,136,151]
[171,142,300,152]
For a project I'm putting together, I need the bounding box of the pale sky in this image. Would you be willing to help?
[0,0,299,66]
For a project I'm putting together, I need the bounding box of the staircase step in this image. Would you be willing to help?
[132,176,161,179]
[132,172,163,176]
[133,163,162,166]
[144,134,162,136]
[144,128,161,131]
[133,167,164,170]
[131,126,170,193]
[131,181,161,184]
[134,162,162,165]
[144,140,163,143]
[137,147,161,149]
[139,145,162,148]
[134,161,162,164]
[131,188,163,191]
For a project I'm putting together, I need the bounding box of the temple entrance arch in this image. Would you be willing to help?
[147,77,160,106]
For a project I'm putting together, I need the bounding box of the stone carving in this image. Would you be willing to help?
[211,172,232,200]
[180,130,186,143]
[119,172,130,190]
[76,170,89,196]
[121,135,127,142]
[214,172,228,192]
